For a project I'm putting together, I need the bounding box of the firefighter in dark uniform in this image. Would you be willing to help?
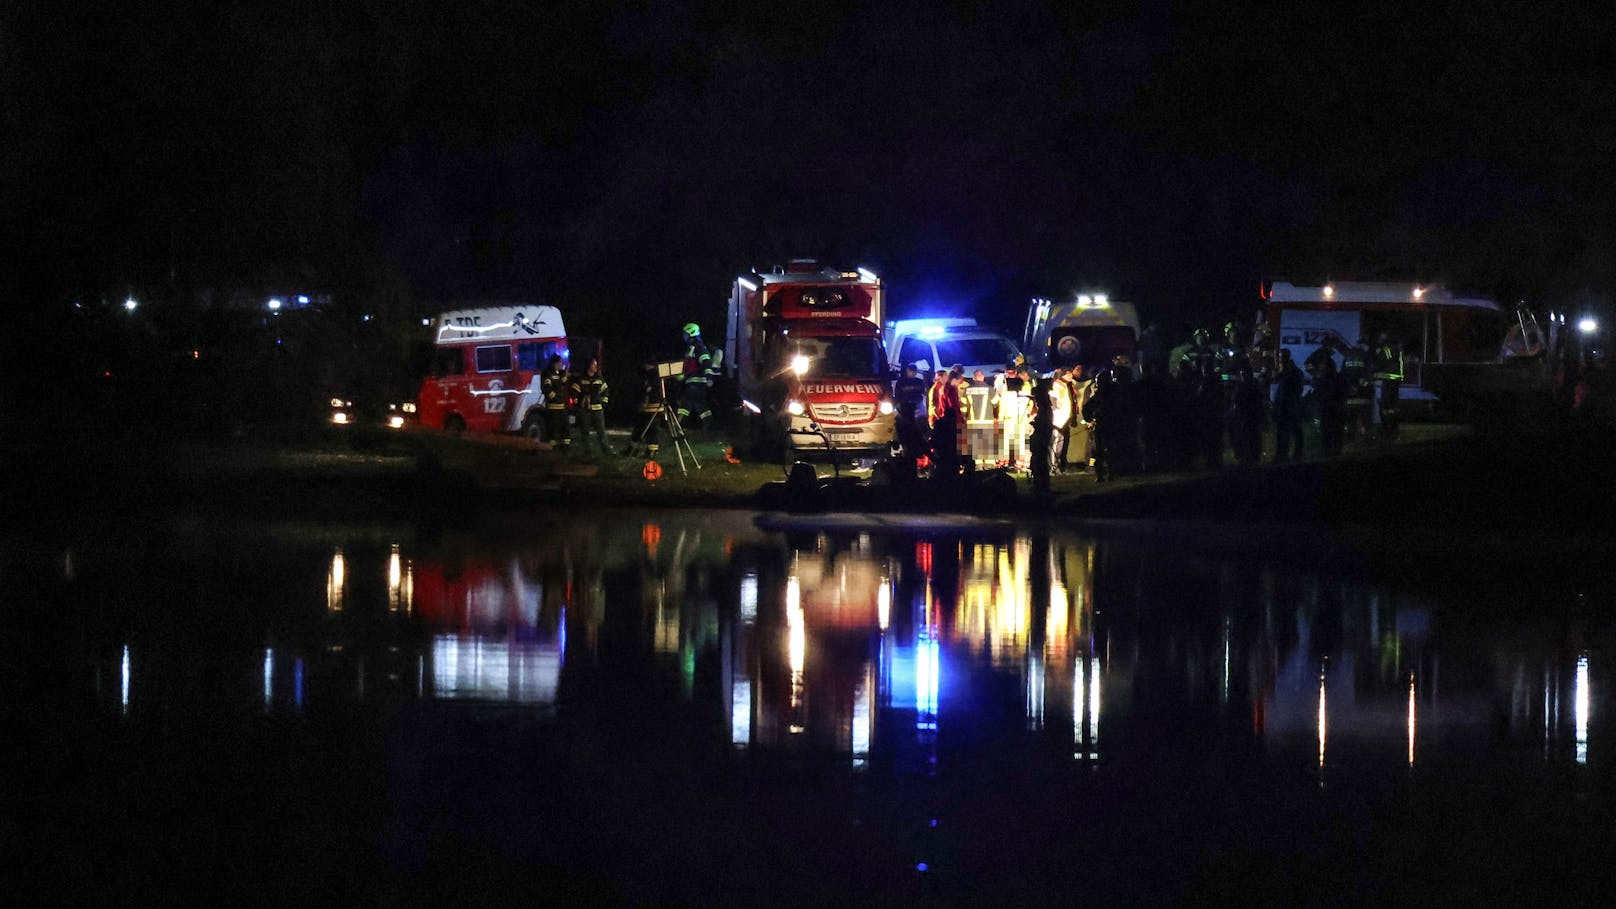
[541,354,572,452]
[1371,332,1404,438]
[1028,377,1054,497]
[573,358,610,456]
[1340,338,1371,439]
[1228,360,1266,466]
[1271,348,1305,462]
[677,322,713,426]
[1084,354,1140,480]
[1173,328,1217,379]
[894,361,929,461]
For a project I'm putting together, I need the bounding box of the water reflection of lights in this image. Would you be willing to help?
[1026,654,1045,730]
[1317,667,1328,773]
[387,545,413,614]
[740,570,759,624]
[120,644,130,716]
[263,648,274,709]
[958,540,1031,665]
[877,577,891,631]
[327,550,346,613]
[1407,675,1416,767]
[432,635,562,704]
[1045,581,1069,658]
[916,628,940,731]
[1073,653,1100,760]
[853,667,873,767]
[1575,654,1589,765]
[787,575,805,731]
[732,675,752,748]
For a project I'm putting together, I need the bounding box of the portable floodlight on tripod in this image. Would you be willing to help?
[629,360,701,475]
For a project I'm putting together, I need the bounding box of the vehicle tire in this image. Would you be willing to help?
[444,414,466,435]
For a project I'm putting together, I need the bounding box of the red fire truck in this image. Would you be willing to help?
[724,261,897,464]
[415,305,570,435]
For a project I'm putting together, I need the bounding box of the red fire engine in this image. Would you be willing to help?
[724,261,897,464]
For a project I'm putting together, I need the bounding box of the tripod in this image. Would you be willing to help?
[630,372,701,475]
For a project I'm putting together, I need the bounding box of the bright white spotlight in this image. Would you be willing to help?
[791,354,810,376]
[1578,317,1598,334]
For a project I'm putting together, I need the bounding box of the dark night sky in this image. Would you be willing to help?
[4,0,1614,353]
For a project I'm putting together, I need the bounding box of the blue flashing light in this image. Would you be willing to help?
[918,326,947,339]
[297,295,310,305]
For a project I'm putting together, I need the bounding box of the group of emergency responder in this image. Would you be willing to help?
[545,317,1410,485]
[538,323,728,458]
[891,320,1408,485]
[1085,320,1406,478]
[536,353,612,456]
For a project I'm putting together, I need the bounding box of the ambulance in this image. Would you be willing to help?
[1024,293,1141,373]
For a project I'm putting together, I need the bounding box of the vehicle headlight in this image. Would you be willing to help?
[330,397,345,409]
[401,402,417,414]
[331,411,350,425]
[878,399,894,415]
[387,415,406,429]
[786,400,806,416]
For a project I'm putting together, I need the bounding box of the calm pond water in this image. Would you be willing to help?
[6,508,1614,905]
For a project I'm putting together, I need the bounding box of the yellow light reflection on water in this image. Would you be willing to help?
[327,550,346,613]
[1046,582,1069,659]
[387,544,413,613]
[958,539,1030,664]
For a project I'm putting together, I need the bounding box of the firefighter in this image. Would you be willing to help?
[703,348,725,425]
[573,358,610,456]
[1084,354,1140,480]
[541,354,572,452]
[1028,377,1054,497]
[1309,355,1348,456]
[1271,348,1305,462]
[1214,321,1249,392]
[1173,328,1217,379]
[1371,331,1404,438]
[1228,360,1266,466]
[677,322,713,426]
[895,361,928,424]
[1340,337,1371,439]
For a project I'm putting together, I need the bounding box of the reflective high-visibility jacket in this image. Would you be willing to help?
[574,374,609,410]
[542,368,571,410]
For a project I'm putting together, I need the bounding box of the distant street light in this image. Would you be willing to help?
[123,297,138,312]
[267,298,283,311]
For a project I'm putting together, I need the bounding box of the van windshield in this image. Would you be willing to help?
[934,337,1020,367]
[788,338,886,378]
